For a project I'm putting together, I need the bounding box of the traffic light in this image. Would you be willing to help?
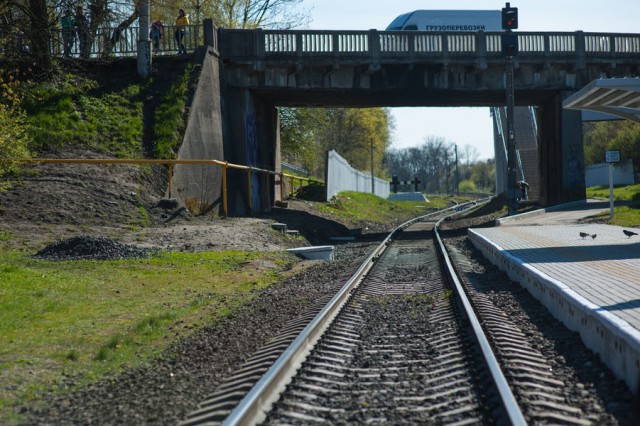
[502,3,518,30]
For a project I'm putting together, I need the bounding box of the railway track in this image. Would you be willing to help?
[180,202,610,425]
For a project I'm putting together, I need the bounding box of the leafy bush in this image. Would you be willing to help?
[458,179,477,193]
[0,74,32,190]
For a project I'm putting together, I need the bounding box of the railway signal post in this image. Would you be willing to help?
[502,2,519,215]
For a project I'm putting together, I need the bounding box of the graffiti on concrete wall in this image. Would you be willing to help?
[245,112,258,167]
[245,111,261,210]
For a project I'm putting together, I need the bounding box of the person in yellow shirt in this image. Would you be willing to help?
[174,9,190,55]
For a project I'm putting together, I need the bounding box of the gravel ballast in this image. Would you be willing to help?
[33,235,151,261]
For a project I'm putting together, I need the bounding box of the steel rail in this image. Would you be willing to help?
[434,208,527,426]
[215,201,482,426]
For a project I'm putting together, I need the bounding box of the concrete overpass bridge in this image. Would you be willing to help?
[176,23,640,215]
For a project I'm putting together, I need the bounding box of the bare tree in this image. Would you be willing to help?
[210,0,309,29]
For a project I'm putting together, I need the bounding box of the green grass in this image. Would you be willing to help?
[20,77,145,158]
[17,63,192,161]
[153,65,192,159]
[586,183,640,202]
[586,184,640,227]
[0,249,295,422]
[317,191,476,224]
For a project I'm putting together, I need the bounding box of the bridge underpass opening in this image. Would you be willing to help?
[277,104,540,200]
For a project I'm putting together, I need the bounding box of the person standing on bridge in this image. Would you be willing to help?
[75,6,90,58]
[174,9,189,55]
[150,20,164,55]
[61,9,75,57]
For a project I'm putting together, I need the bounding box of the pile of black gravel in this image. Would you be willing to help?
[33,235,151,261]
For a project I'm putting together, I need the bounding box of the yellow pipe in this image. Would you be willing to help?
[11,158,323,214]
[168,163,173,197]
[266,173,271,207]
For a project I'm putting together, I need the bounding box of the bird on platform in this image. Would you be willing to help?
[623,229,638,238]
[579,232,596,239]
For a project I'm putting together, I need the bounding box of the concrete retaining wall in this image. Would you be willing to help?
[469,229,640,394]
[172,46,225,215]
[325,150,389,201]
[585,159,635,187]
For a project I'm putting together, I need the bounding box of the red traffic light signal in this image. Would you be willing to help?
[502,3,518,30]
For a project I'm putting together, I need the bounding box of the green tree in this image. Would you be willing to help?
[469,159,495,193]
[280,107,392,178]
[583,121,640,165]
[279,107,318,172]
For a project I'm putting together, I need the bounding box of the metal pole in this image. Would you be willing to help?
[370,139,375,194]
[455,145,459,196]
[506,55,518,215]
[137,0,152,79]
[609,163,615,218]
[222,163,228,217]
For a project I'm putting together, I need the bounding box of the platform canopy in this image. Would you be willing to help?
[563,78,640,123]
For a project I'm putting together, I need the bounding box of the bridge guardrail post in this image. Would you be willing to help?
[575,31,586,69]
[203,18,216,52]
[408,32,415,60]
[544,34,551,66]
[369,29,380,62]
[477,31,488,69]
[295,33,303,58]
[255,28,264,60]
[442,33,449,60]
[332,32,339,57]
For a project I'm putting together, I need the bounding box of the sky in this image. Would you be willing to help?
[303,0,640,160]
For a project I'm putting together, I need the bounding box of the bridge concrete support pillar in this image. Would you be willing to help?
[224,88,279,215]
[173,47,225,216]
[493,108,507,196]
[538,92,585,206]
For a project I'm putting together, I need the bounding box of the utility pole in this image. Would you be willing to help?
[455,145,459,196]
[502,2,519,215]
[137,0,152,79]
[370,139,375,194]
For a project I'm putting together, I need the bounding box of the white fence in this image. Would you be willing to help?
[585,159,635,187]
[325,150,389,201]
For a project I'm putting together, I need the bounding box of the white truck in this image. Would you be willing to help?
[386,10,502,32]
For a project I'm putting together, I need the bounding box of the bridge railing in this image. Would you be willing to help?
[47,24,203,58]
[220,29,640,62]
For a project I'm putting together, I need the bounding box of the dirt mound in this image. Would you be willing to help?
[33,235,151,261]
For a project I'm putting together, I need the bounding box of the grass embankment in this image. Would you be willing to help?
[19,60,190,158]
[0,243,295,423]
[317,191,477,224]
[586,184,640,227]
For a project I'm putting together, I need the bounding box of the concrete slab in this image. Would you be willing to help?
[287,246,335,261]
[468,200,640,394]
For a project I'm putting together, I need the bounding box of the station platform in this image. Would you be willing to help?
[468,200,640,394]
